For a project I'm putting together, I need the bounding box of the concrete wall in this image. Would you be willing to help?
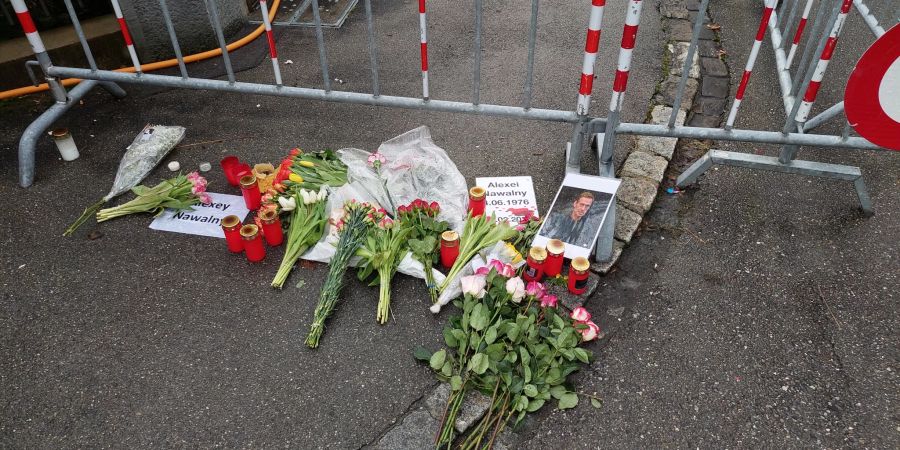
[117,0,249,61]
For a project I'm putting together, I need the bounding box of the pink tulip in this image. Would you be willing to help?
[540,294,558,308]
[506,277,526,303]
[525,281,544,298]
[571,307,591,322]
[198,192,212,205]
[581,321,601,342]
[191,184,206,195]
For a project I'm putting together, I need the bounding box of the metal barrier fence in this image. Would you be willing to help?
[8,0,896,262]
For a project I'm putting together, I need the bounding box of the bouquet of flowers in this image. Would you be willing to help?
[305,200,377,348]
[94,172,210,223]
[397,200,449,304]
[509,211,543,258]
[356,210,413,324]
[437,213,517,296]
[271,187,329,289]
[278,148,348,191]
[415,266,601,449]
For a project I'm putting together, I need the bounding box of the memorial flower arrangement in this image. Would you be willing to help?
[368,151,397,214]
[279,148,348,190]
[438,213,518,296]
[398,200,449,304]
[356,210,414,324]
[415,267,600,449]
[94,172,210,223]
[509,212,543,258]
[271,187,329,289]
[305,200,377,348]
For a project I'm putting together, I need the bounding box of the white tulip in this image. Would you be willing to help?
[278,196,297,211]
[317,187,328,202]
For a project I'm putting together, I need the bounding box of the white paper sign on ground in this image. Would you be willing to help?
[149,192,250,238]
[474,176,539,224]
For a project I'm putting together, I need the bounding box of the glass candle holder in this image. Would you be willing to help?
[440,230,460,268]
[253,163,276,193]
[240,224,266,262]
[468,186,486,217]
[567,257,590,295]
[259,209,284,247]
[240,174,261,210]
[50,128,79,161]
[221,215,243,253]
[543,239,565,277]
[522,246,547,282]
[220,156,241,186]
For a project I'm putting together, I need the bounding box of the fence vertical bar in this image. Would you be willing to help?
[418,0,429,100]
[779,0,801,43]
[310,0,331,92]
[157,0,188,79]
[600,0,642,173]
[669,0,708,128]
[852,0,886,37]
[793,0,852,126]
[110,0,142,74]
[725,0,777,130]
[780,0,844,164]
[786,0,814,66]
[364,0,380,97]
[473,0,483,105]
[569,0,606,171]
[791,0,829,96]
[259,0,283,86]
[523,0,539,109]
[203,0,236,84]
[62,0,97,71]
[10,0,67,103]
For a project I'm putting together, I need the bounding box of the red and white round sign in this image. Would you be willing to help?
[845,24,900,150]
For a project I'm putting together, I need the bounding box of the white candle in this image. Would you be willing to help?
[50,128,79,161]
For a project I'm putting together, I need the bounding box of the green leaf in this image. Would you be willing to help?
[443,328,457,348]
[519,347,531,366]
[523,384,538,398]
[573,348,590,364]
[484,326,498,345]
[413,347,433,362]
[450,375,463,391]
[590,398,603,409]
[441,361,453,377]
[516,396,529,412]
[524,365,532,383]
[429,349,446,370]
[506,324,520,341]
[558,392,579,410]
[485,343,505,362]
[526,398,545,412]
[468,353,489,375]
[470,304,490,331]
[550,385,567,399]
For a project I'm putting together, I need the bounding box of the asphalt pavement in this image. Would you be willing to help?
[1,0,897,448]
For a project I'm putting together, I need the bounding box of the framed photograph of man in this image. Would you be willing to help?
[532,173,620,259]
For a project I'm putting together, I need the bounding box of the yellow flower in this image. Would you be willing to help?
[504,242,524,264]
[298,161,315,168]
[289,173,304,183]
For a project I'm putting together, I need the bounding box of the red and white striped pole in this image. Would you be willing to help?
[11,0,68,101]
[576,0,606,115]
[786,0,814,67]
[795,0,852,124]
[110,0,141,73]
[418,0,429,100]
[608,0,641,114]
[725,0,777,129]
[259,0,283,86]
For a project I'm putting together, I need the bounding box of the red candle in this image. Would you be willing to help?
[221,215,244,253]
[220,156,241,186]
[440,231,460,268]
[543,239,565,277]
[522,246,547,282]
[259,209,284,247]
[468,186,486,218]
[567,257,590,295]
[240,174,261,210]
[240,224,266,262]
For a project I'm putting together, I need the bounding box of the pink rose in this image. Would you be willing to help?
[571,307,591,322]
[525,280,544,298]
[540,294,558,308]
[581,321,601,342]
[460,275,486,299]
[505,277,526,303]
